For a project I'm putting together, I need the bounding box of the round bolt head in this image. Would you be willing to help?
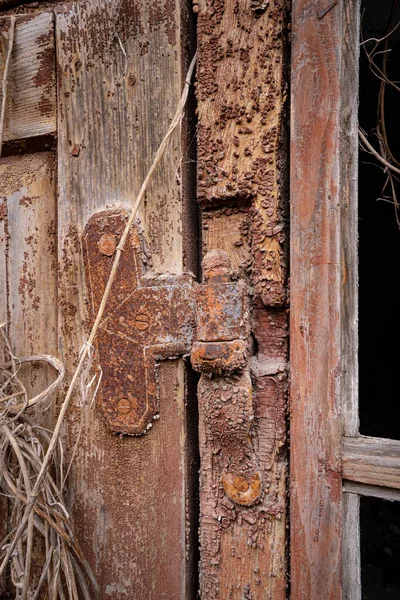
[98,234,117,256]
[117,398,131,414]
[134,313,150,331]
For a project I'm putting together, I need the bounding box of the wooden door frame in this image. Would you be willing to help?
[291,0,400,597]
[290,1,359,598]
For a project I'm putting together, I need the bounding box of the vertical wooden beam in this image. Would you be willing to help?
[196,0,288,597]
[0,152,58,594]
[290,0,359,597]
[56,1,196,597]
[340,2,360,599]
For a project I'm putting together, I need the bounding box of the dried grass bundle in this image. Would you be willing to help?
[0,326,99,599]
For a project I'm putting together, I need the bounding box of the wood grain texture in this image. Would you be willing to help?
[339,3,360,599]
[196,301,288,599]
[0,152,58,596]
[343,492,361,600]
[56,1,196,597]
[196,0,288,307]
[341,0,360,439]
[344,482,400,502]
[0,12,56,142]
[343,436,400,490]
[0,152,57,398]
[290,1,348,598]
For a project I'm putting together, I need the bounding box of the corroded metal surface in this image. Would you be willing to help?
[83,210,195,435]
[191,339,248,375]
[191,250,261,511]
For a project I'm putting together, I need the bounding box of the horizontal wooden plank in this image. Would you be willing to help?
[0,12,56,142]
[344,481,400,502]
[343,436,400,490]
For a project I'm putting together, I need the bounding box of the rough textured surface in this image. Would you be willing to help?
[0,152,57,394]
[196,0,287,306]
[83,210,196,434]
[0,152,58,596]
[196,1,288,597]
[0,12,56,142]
[196,311,288,599]
[56,1,197,597]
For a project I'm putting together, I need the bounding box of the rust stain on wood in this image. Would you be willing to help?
[0,152,58,593]
[0,12,56,141]
[192,251,288,599]
[196,1,288,596]
[56,0,197,597]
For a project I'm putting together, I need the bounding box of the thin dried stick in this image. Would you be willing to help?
[359,128,400,176]
[0,50,197,581]
[0,16,16,157]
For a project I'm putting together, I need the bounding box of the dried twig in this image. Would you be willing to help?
[360,2,400,227]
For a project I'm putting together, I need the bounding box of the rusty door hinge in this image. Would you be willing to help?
[83,210,195,435]
[190,250,262,506]
[83,211,261,505]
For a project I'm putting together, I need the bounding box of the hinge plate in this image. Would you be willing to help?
[83,210,195,435]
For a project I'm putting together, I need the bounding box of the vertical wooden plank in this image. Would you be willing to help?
[0,152,58,595]
[0,181,8,596]
[290,0,359,597]
[56,1,195,597]
[197,0,288,306]
[0,152,57,398]
[340,2,361,600]
[196,0,288,597]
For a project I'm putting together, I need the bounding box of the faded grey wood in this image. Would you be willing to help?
[344,482,400,502]
[343,436,400,490]
[0,153,58,396]
[0,152,58,595]
[340,2,361,600]
[343,492,361,600]
[0,12,56,142]
[55,1,196,598]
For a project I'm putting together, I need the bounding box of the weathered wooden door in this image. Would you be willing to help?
[0,1,288,598]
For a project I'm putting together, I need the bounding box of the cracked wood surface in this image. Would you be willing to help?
[196,1,288,597]
[0,12,56,142]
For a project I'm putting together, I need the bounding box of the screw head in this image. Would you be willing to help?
[134,313,150,331]
[98,234,117,256]
[117,398,131,414]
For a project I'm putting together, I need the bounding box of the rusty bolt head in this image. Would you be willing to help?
[222,471,262,506]
[117,398,131,414]
[98,234,117,256]
[202,249,232,283]
[134,313,150,331]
